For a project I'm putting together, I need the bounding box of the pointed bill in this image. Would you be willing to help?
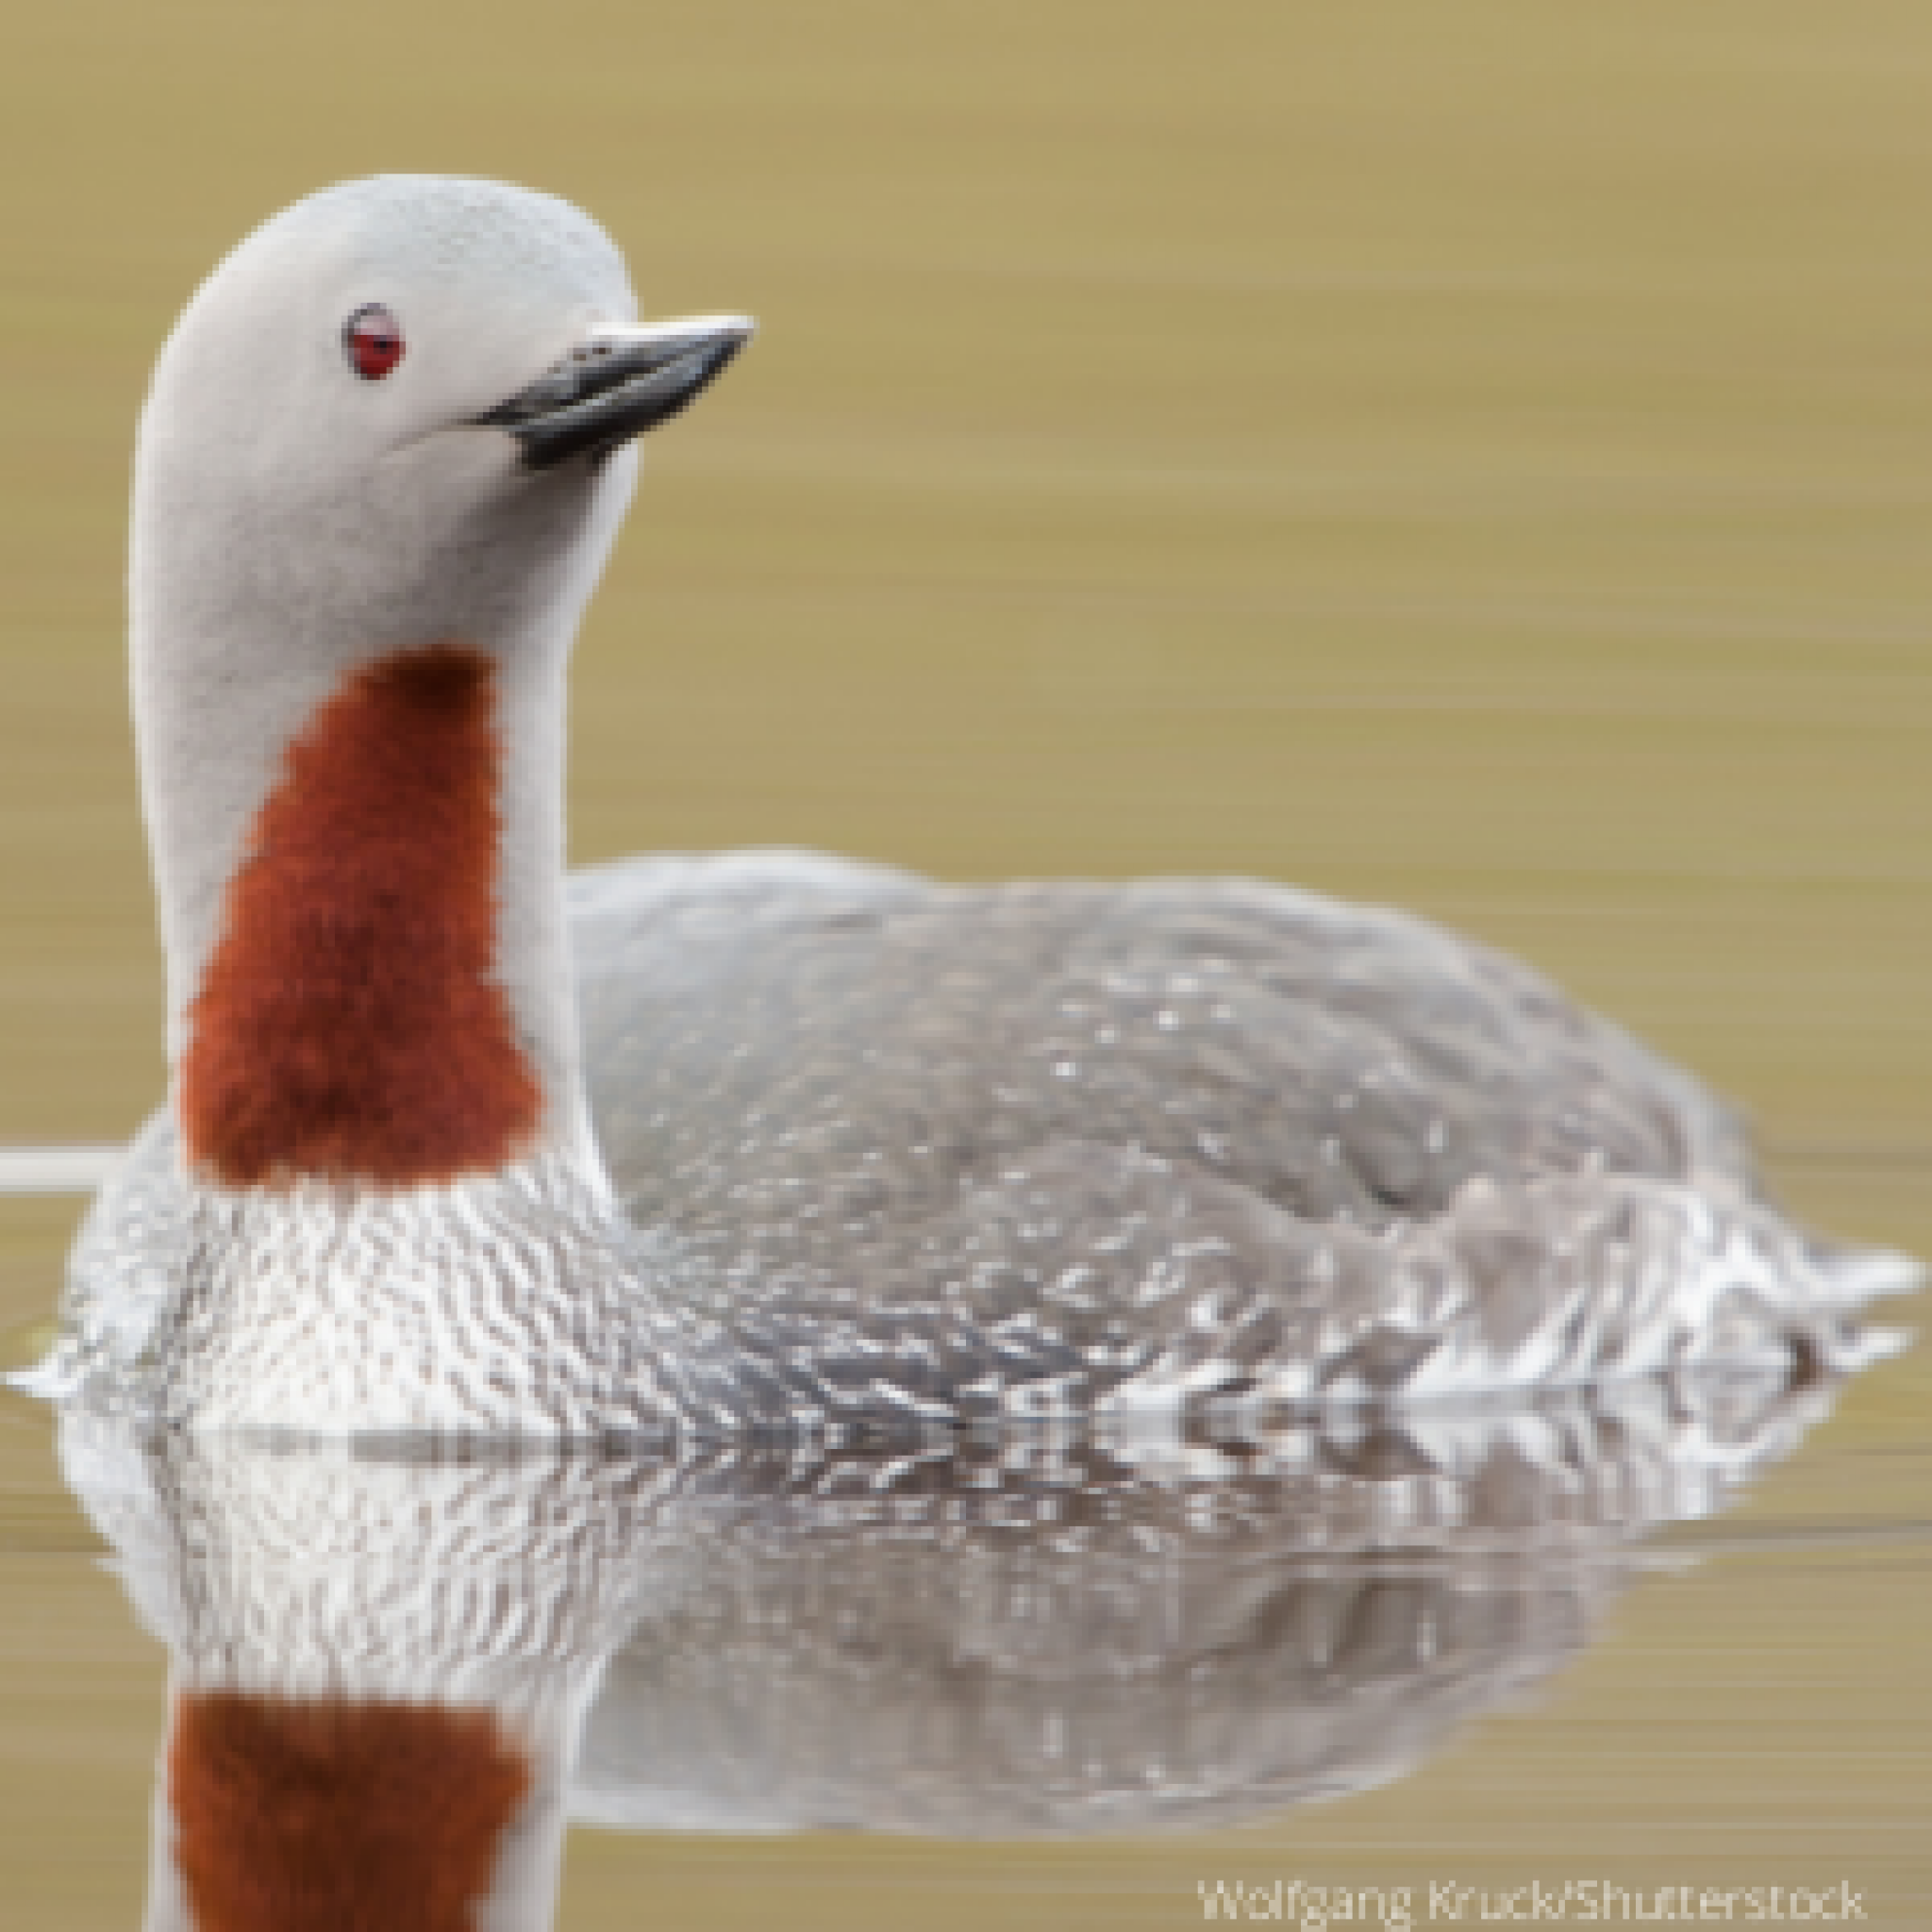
[477,314,754,469]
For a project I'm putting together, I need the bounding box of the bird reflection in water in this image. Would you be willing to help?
[58,1346,1883,1931]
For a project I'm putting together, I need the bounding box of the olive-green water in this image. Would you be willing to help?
[2,2,1928,1924]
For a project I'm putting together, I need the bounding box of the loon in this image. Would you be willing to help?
[29,175,1912,1438]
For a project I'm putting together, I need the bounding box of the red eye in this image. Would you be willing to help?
[343,303,405,381]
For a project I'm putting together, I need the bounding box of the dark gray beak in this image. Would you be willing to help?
[476,314,753,469]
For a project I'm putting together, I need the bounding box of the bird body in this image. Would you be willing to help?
[31,176,1911,1438]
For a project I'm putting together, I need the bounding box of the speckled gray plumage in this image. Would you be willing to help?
[565,852,1905,1414]
[49,850,1908,1435]
[575,852,1746,1247]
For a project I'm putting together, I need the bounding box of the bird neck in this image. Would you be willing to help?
[136,634,600,1190]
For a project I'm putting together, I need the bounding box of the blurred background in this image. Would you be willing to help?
[1,1,1927,1925]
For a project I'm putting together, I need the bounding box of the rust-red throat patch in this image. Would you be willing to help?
[179,645,541,1187]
